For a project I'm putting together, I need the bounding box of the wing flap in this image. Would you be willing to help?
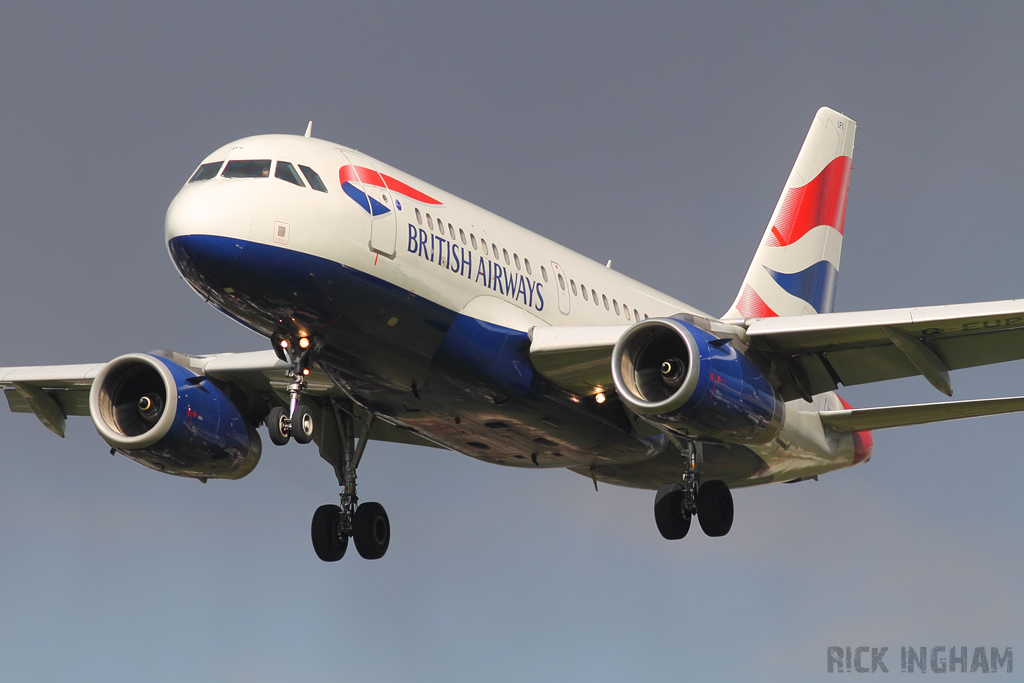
[820,395,1024,432]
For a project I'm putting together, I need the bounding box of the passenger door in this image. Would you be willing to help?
[550,261,571,315]
[338,150,399,259]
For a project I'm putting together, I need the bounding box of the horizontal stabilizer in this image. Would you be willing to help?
[820,395,1024,433]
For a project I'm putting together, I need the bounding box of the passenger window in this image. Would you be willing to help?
[581,285,588,301]
[592,289,598,305]
[514,254,521,270]
[471,233,478,249]
[223,160,271,178]
[492,243,499,258]
[570,280,578,296]
[541,266,548,282]
[275,161,305,187]
[644,314,649,320]
[634,308,639,321]
[603,294,609,310]
[503,249,510,265]
[438,218,445,234]
[613,299,620,315]
[482,240,489,255]
[624,306,631,321]
[189,161,223,182]
[416,208,423,225]
[449,224,456,240]
[298,165,328,192]
[524,258,532,275]
[557,273,565,290]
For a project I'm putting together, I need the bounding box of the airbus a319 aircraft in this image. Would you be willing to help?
[6,107,1024,561]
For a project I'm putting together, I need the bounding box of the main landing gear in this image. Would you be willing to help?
[309,396,389,562]
[654,441,734,540]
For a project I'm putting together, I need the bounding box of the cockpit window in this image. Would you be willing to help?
[222,160,271,178]
[189,161,223,182]
[275,161,305,187]
[298,165,327,192]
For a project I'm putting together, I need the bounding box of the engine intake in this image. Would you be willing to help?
[611,318,783,444]
[90,353,261,479]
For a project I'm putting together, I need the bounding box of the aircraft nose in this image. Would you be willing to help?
[164,182,251,243]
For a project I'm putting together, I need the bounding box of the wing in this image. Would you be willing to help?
[0,350,444,450]
[529,300,1024,402]
[744,299,1024,400]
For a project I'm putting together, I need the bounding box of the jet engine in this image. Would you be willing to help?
[611,318,783,444]
[89,353,261,479]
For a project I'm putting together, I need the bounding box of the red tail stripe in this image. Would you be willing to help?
[764,155,852,248]
[339,165,442,205]
[736,285,777,319]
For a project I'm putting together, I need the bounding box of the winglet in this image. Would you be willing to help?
[304,121,313,138]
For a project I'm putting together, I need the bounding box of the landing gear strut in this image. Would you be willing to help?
[654,440,733,539]
[266,335,321,446]
[309,396,390,562]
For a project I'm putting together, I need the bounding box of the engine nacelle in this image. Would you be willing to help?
[89,353,261,480]
[611,318,783,444]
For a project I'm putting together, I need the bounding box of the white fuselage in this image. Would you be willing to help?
[165,134,863,489]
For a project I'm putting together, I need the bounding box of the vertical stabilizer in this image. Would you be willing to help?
[723,107,856,319]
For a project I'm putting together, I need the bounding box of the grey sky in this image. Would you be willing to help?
[1,2,1022,680]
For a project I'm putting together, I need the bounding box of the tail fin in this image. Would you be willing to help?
[724,107,856,320]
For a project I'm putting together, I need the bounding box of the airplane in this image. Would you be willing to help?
[5,107,1024,562]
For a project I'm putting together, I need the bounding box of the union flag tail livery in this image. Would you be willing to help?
[724,107,855,319]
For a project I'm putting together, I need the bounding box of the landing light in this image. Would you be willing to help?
[302,368,310,376]
[280,340,289,349]
[298,337,310,349]
[595,392,606,404]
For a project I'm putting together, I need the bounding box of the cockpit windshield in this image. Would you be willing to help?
[222,160,271,178]
[188,161,223,182]
[275,161,305,187]
[299,165,328,192]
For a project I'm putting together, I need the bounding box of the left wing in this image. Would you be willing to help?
[0,350,444,450]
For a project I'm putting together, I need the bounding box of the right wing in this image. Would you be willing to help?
[743,299,1024,399]
[528,300,1024,403]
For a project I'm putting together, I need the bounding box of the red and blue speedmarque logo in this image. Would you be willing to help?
[339,165,441,216]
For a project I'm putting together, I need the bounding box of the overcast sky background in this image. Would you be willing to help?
[1,2,1022,681]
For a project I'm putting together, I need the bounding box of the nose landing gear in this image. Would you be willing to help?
[653,440,734,540]
[265,335,322,445]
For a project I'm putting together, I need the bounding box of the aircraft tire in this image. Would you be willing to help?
[696,480,734,537]
[353,502,390,560]
[267,406,290,446]
[654,483,691,540]
[311,504,348,562]
[293,404,315,445]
